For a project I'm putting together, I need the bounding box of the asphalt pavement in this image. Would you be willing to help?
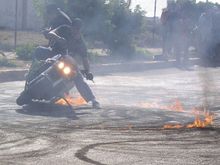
[0,64,219,165]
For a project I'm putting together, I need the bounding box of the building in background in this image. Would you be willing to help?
[0,0,45,30]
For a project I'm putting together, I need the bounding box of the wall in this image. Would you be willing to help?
[0,0,44,30]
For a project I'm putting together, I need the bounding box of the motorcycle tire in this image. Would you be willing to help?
[16,91,31,106]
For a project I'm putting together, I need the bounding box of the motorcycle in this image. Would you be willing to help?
[16,54,82,107]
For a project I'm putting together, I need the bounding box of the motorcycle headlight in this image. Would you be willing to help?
[63,66,71,75]
[57,62,65,69]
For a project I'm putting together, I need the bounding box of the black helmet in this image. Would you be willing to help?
[72,18,83,29]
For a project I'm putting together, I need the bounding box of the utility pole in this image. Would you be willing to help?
[22,0,28,30]
[14,0,18,49]
[153,0,157,46]
[154,0,157,18]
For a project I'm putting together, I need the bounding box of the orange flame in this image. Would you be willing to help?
[141,100,214,129]
[186,111,214,128]
[141,100,184,112]
[163,112,214,129]
[163,107,214,129]
[163,124,183,129]
[55,94,86,106]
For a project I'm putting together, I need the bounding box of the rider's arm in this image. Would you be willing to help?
[77,38,90,72]
[82,56,90,72]
[42,28,51,39]
[47,27,66,44]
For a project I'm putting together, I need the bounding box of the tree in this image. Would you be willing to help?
[33,0,145,57]
[98,0,145,56]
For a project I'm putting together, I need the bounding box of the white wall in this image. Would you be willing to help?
[0,0,44,30]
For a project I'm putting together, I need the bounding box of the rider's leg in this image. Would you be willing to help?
[73,71,100,108]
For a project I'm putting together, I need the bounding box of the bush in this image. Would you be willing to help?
[16,44,35,61]
[109,43,135,58]
[0,57,16,67]
[134,47,154,60]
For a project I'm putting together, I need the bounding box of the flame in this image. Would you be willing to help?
[141,100,214,129]
[168,100,184,112]
[141,100,184,112]
[186,111,214,128]
[163,124,183,129]
[55,94,86,106]
[163,107,214,129]
[163,111,214,129]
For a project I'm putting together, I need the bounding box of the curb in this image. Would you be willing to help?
[0,69,28,83]
[0,59,200,83]
[92,58,200,74]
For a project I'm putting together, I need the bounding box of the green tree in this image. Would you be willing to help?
[33,0,145,57]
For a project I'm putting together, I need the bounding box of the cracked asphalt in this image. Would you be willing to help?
[0,66,220,165]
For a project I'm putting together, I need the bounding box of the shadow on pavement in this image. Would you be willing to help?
[210,106,220,112]
[16,102,92,119]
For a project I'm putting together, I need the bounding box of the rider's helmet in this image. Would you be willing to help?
[72,18,83,30]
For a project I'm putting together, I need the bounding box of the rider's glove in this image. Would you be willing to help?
[81,70,94,81]
[85,72,94,81]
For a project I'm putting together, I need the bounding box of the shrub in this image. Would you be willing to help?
[134,47,154,60]
[0,57,16,67]
[16,44,35,61]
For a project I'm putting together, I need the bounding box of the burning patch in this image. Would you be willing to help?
[141,100,184,112]
[55,94,86,106]
[141,100,215,129]
[186,109,214,128]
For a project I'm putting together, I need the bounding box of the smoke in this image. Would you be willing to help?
[198,68,216,109]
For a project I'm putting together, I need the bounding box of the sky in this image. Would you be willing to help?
[131,0,220,17]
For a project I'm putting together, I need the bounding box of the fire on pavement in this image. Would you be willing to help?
[55,94,86,106]
[142,100,214,129]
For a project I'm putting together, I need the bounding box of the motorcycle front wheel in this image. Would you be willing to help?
[16,91,31,106]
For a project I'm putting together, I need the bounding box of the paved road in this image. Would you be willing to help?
[0,66,220,165]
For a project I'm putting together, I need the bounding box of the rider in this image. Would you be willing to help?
[33,18,101,109]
